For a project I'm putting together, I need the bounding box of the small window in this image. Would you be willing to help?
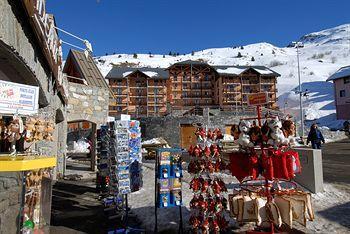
[344,77,350,84]
[117,106,122,111]
[340,90,346,97]
[116,97,122,103]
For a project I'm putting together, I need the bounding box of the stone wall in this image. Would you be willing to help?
[139,110,249,147]
[67,82,109,127]
[0,172,22,234]
[0,1,67,231]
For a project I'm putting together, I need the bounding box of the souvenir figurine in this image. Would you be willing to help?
[44,120,55,141]
[206,160,214,173]
[193,145,202,158]
[202,218,210,234]
[212,219,220,234]
[237,120,254,148]
[190,215,201,230]
[204,146,211,158]
[190,178,201,192]
[282,118,296,145]
[230,124,241,140]
[267,116,289,147]
[213,128,224,140]
[7,116,24,142]
[249,126,262,145]
[34,119,45,141]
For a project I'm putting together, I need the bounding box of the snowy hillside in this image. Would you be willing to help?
[95,24,350,124]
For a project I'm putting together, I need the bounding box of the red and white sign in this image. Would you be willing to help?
[247,92,268,106]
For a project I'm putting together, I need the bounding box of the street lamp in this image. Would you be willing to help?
[294,41,305,141]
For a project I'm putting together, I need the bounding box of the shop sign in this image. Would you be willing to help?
[247,92,268,106]
[22,0,66,98]
[0,80,39,115]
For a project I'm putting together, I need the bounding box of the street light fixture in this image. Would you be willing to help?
[293,41,308,142]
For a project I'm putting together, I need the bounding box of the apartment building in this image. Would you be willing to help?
[106,60,280,117]
[167,60,217,109]
[106,67,168,117]
[213,65,279,109]
[327,66,350,119]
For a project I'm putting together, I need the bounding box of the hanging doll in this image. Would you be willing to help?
[282,118,296,145]
[267,117,289,147]
[44,120,55,141]
[34,119,46,141]
[237,120,254,148]
[249,126,262,146]
[7,116,24,143]
[230,124,241,141]
[25,117,37,142]
[0,119,5,140]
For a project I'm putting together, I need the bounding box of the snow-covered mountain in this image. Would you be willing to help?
[95,24,350,125]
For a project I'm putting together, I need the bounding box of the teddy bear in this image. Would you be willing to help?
[267,117,289,147]
[6,116,24,143]
[237,120,254,148]
[25,117,37,142]
[34,119,46,141]
[44,120,55,141]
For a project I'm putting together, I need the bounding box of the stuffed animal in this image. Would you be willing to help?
[7,116,24,142]
[44,120,55,141]
[34,119,45,141]
[267,117,289,147]
[249,126,262,145]
[237,120,254,148]
[282,119,296,145]
[25,117,37,142]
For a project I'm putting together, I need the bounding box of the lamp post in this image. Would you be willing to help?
[295,42,304,141]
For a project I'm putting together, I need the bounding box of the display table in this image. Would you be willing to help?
[0,155,56,171]
[0,155,56,233]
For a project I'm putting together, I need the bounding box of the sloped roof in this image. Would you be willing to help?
[213,65,280,76]
[63,49,110,89]
[170,60,210,67]
[106,67,168,79]
[327,66,350,81]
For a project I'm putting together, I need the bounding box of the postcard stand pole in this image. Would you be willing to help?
[154,150,183,234]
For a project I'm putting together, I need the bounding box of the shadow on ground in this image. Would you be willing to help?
[317,202,350,230]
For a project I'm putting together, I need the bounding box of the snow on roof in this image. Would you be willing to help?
[327,66,350,81]
[122,71,133,77]
[253,68,275,75]
[143,71,158,77]
[216,67,246,75]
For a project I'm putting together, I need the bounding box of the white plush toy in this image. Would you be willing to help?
[237,120,254,148]
[267,117,289,147]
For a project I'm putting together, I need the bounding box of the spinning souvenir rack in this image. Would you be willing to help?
[188,127,229,234]
[97,120,143,233]
[154,148,184,233]
[228,106,314,233]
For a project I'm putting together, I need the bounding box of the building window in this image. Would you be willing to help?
[116,97,122,103]
[117,106,122,111]
[154,88,158,94]
[183,83,188,88]
[173,75,177,81]
[340,90,346,97]
[344,77,350,84]
[204,74,210,81]
[117,88,122,94]
[155,106,159,113]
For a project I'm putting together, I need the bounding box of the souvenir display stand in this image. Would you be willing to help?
[97,120,143,233]
[188,127,229,234]
[154,148,184,233]
[228,105,314,233]
[0,114,57,234]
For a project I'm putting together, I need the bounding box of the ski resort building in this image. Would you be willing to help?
[327,66,350,120]
[106,67,168,117]
[106,61,280,117]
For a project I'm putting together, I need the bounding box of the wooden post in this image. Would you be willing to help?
[257,105,262,127]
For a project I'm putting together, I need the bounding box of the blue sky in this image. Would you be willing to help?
[48,0,350,57]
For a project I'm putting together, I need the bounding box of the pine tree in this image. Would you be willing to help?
[240,46,244,50]
[237,52,242,58]
[163,55,165,58]
[251,56,255,61]
[149,52,152,57]
[133,53,138,59]
[191,51,195,56]
[272,50,275,55]
[169,51,172,56]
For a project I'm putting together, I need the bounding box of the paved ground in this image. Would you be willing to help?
[50,139,350,233]
[322,138,350,187]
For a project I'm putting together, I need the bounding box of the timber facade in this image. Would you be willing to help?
[106,60,280,117]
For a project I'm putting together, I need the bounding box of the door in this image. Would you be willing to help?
[180,125,197,149]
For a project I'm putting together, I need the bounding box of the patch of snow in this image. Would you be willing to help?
[143,71,158,77]
[122,71,133,77]
[216,67,246,75]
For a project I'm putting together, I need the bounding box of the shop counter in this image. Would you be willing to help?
[0,155,56,171]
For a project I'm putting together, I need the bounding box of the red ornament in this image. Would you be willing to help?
[204,146,211,158]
